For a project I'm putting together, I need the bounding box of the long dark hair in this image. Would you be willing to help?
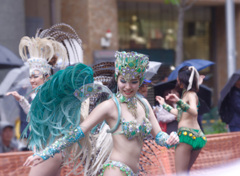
[177,66,199,93]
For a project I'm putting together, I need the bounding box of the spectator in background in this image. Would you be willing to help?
[228,78,240,132]
[0,121,18,153]
[154,89,179,134]
[138,79,151,98]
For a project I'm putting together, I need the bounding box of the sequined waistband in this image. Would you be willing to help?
[178,127,205,138]
[100,160,139,176]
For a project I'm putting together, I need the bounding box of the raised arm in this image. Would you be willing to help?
[182,92,198,116]
[160,92,198,117]
[155,95,178,116]
[6,91,31,114]
[24,99,115,167]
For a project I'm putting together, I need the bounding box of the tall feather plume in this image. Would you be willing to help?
[19,36,68,69]
[35,23,83,65]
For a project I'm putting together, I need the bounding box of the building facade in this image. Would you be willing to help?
[61,0,240,105]
[1,0,240,105]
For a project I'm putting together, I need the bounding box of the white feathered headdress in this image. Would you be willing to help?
[19,23,83,75]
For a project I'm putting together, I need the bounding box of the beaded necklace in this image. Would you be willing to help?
[116,92,137,117]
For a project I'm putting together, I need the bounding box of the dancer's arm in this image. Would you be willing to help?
[143,98,179,148]
[23,99,115,167]
[6,91,30,114]
[181,92,198,116]
[155,95,178,116]
[166,92,198,116]
[19,96,31,114]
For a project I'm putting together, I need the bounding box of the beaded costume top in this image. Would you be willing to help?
[110,94,152,140]
[118,118,152,140]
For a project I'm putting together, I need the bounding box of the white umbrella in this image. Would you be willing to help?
[0,64,31,123]
[145,61,162,80]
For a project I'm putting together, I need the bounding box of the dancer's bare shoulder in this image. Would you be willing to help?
[183,91,198,100]
[94,98,118,118]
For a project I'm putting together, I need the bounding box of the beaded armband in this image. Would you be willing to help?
[155,131,178,149]
[176,99,190,112]
[155,131,170,148]
[34,126,85,160]
[162,103,173,112]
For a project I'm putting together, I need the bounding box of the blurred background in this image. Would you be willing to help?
[1,0,240,134]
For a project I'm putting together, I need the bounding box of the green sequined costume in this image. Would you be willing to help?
[27,51,174,176]
[177,127,207,150]
[100,160,138,176]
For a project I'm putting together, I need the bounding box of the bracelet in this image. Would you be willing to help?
[176,99,190,112]
[162,103,173,112]
[155,131,170,148]
[155,131,178,149]
[34,126,85,160]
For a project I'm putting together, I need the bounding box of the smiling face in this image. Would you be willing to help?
[29,70,46,89]
[117,75,140,98]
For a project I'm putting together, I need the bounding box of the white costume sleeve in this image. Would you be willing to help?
[19,96,31,115]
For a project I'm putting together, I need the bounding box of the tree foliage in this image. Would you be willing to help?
[164,0,180,5]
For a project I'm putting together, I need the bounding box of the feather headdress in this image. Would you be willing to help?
[35,23,83,65]
[19,23,83,75]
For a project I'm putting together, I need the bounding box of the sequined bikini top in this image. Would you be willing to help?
[107,94,152,140]
[117,117,152,140]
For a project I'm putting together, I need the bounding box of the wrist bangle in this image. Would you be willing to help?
[176,99,190,112]
[162,103,173,112]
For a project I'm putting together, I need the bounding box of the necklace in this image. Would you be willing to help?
[116,92,137,117]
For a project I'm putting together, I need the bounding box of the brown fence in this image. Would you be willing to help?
[142,131,240,175]
[1,132,240,176]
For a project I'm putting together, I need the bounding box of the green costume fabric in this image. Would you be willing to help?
[177,127,207,150]
[100,160,138,176]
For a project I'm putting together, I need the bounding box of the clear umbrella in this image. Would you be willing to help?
[145,61,162,80]
[0,64,31,123]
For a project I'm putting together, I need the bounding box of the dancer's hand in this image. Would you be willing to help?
[166,131,179,146]
[165,93,179,103]
[23,155,44,167]
[156,96,165,105]
[6,91,22,101]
